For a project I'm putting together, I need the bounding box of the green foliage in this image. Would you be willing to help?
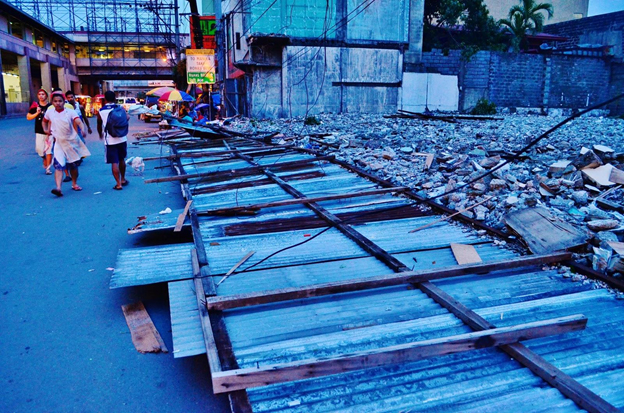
[471,98,497,115]
[424,0,505,54]
[304,116,321,126]
[499,0,554,51]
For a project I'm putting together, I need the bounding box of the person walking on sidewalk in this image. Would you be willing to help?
[65,90,92,142]
[97,91,130,190]
[26,89,53,174]
[42,91,91,197]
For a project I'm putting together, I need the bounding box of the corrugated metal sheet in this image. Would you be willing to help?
[127,208,186,234]
[110,243,194,288]
[237,269,624,412]
[168,279,206,358]
[116,137,624,412]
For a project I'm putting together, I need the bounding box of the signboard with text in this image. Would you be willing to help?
[186,49,215,84]
[190,15,216,49]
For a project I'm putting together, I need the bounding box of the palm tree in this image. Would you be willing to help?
[499,0,554,50]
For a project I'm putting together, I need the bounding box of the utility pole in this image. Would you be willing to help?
[187,0,203,49]
[213,0,224,84]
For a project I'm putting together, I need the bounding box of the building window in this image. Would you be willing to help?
[62,43,70,58]
[235,32,241,50]
[9,19,23,39]
[52,41,57,53]
[33,30,44,47]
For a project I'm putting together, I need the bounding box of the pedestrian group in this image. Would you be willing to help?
[27,89,129,197]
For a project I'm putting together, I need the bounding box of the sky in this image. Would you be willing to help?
[588,0,624,16]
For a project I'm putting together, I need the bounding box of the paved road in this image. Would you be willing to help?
[0,116,230,413]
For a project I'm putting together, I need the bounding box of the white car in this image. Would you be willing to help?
[116,97,137,111]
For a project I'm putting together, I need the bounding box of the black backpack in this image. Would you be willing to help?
[105,105,129,138]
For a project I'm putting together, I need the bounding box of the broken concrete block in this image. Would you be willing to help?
[587,219,620,232]
[571,190,589,206]
[506,196,519,206]
[593,144,614,155]
[489,179,507,191]
[582,164,616,187]
[549,160,572,177]
[480,156,501,169]
[573,150,603,170]
[609,166,624,185]
[369,162,383,171]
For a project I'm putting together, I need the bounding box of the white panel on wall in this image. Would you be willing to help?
[400,72,459,112]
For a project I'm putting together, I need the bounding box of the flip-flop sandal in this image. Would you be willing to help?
[121,180,129,186]
[51,189,63,197]
[113,186,123,190]
[72,186,82,191]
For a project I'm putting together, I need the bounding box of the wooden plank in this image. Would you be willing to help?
[143,145,293,161]
[450,243,482,265]
[205,252,572,310]
[565,260,624,292]
[191,249,222,375]
[504,206,589,254]
[216,251,256,287]
[211,315,588,393]
[121,301,168,354]
[196,187,406,216]
[174,200,193,232]
[144,155,335,183]
[415,282,618,413]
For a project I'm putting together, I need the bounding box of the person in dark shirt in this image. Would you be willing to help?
[26,89,53,174]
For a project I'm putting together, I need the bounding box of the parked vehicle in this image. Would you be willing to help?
[116,96,137,111]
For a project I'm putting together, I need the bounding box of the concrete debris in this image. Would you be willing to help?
[226,112,624,277]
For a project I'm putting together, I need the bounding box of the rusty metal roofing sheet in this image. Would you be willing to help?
[110,243,193,288]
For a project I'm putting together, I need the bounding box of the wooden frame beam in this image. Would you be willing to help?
[211,315,588,393]
[196,187,406,216]
[205,252,572,310]
[191,249,221,375]
[143,145,294,161]
[144,155,334,184]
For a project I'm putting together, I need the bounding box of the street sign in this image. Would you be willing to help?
[186,49,215,84]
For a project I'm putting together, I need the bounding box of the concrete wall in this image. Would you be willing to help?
[609,63,624,116]
[544,11,624,58]
[420,49,613,112]
[489,53,546,107]
[250,46,402,118]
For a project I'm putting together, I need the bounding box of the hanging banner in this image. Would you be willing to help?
[186,49,216,84]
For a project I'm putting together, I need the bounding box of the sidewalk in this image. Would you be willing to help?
[0,117,229,412]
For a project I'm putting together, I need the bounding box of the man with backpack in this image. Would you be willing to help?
[97,91,130,190]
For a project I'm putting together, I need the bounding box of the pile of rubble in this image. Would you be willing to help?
[227,113,624,277]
